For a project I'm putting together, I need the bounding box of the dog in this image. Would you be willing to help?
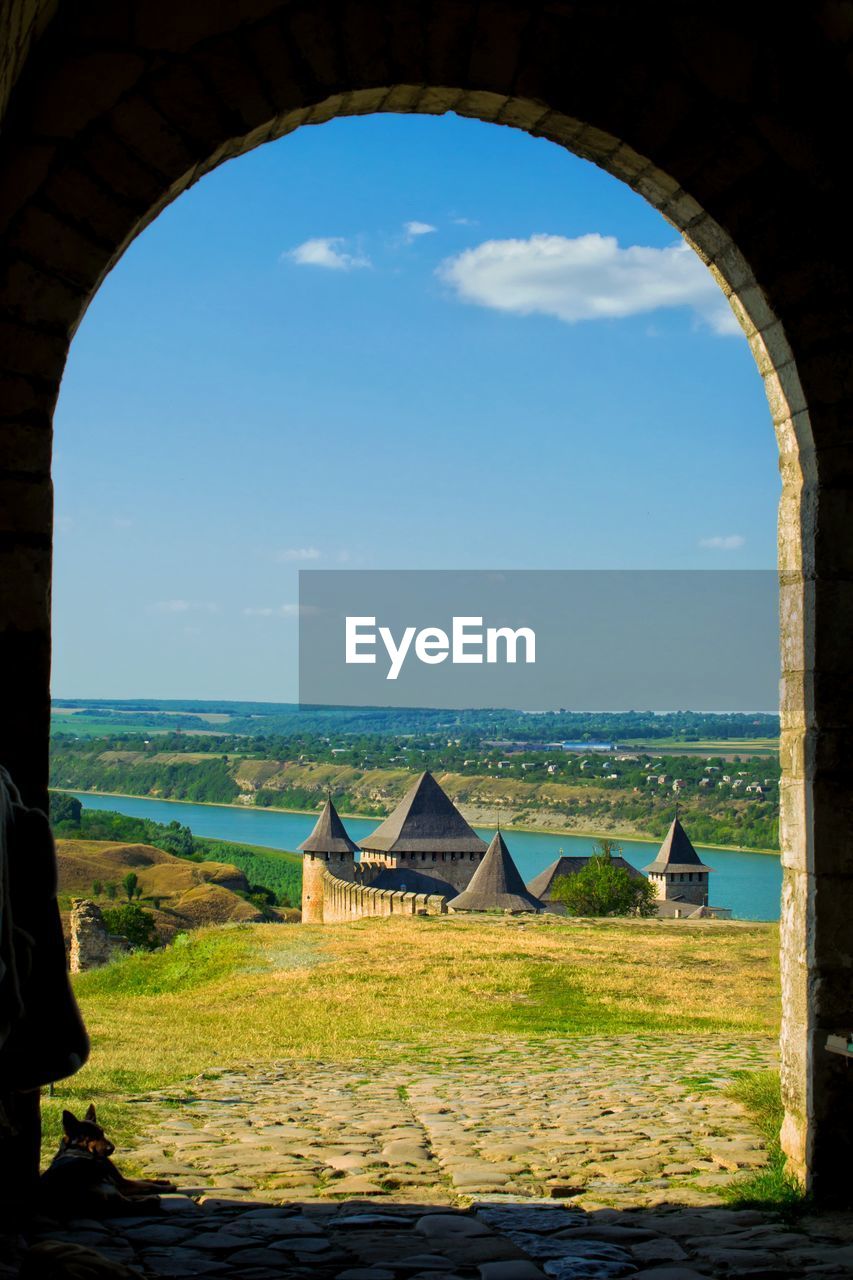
[39,1106,176,1216]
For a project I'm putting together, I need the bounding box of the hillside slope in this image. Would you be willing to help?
[56,839,266,938]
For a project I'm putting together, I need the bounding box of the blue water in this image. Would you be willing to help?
[70,792,782,922]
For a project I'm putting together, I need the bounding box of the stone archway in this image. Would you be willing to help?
[0,1,848,1200]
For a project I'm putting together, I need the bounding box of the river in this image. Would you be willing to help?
[70,791,782,922]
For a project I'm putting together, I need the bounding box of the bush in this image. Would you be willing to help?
[551,847,658,918]
[101,902,159,950]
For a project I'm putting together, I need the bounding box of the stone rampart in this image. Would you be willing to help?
[321,870,447,923]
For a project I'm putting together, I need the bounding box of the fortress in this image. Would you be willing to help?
[300,771,728,924]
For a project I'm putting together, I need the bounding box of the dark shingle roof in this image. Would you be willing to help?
[366,867,456,897]
[527,853,645,902]
[643,816,712,874]
[448,831,542,913]
[298,797,359,855]
[359,771,487,854]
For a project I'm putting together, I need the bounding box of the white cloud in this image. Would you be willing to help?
[286,237,370,271]
[404,220,437,240]
[699,535,746,551]
[243,603,304,618]
[152,600,219,614]
[275,546,322,563]
[437,233,739,334]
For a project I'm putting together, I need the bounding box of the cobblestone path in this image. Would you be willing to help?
[21,1036,853,1278]
[129,1037,776,1209]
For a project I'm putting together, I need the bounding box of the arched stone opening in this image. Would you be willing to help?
[0,2,848,1202]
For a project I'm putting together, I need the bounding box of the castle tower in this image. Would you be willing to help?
[358,770,487,893]
[298,797,359,924]
[448,829,542,914]
[642,814,712,907]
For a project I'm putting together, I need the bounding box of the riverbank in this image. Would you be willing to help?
[53,786,779,857]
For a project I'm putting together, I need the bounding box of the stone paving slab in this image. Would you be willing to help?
[20,1036,853,1278]
[129,1036,776,1209]
[21,1197,853,1279]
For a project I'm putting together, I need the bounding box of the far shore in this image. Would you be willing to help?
[55,786,781,858]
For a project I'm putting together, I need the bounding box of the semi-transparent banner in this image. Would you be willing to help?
[298,570,778,712]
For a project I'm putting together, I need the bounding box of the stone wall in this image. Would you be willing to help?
[360,850,484,893]
[320,869,447,924]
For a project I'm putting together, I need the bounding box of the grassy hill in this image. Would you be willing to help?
[55,838,268,939]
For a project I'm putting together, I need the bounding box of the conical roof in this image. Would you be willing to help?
[359,772,487,854]
[448,831,542,913]
[643,816,712,874]
[299,797,359,855]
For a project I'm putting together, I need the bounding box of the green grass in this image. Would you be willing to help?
[721,1069,807,1216]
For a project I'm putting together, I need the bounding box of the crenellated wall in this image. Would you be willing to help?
[320,869,447,924]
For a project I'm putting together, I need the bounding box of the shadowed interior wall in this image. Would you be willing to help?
[0,0,850,1199]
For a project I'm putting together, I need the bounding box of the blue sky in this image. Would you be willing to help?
[52,114,778,701]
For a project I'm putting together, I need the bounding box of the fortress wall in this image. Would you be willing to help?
[321,870,447,924]
[360,850,484,893]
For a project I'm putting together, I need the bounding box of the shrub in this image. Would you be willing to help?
[101,902,159,950]
[552,845,657,918]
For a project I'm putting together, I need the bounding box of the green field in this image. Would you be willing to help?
[620,737,779,757]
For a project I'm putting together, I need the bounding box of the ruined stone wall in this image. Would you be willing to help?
[321,869,447,924]
[68,898,128,973]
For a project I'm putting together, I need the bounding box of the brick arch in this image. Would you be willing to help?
[0,2,847,1199]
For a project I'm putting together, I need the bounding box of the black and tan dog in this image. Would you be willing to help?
[39,1106,176,1216]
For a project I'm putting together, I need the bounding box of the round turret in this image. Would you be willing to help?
[298,797,359,924]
